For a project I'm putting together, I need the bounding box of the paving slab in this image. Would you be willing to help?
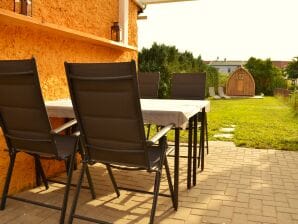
[1,141,298,224]
[214,133,234,139]
[219,128,235,133]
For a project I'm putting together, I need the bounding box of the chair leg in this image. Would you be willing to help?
[78,141,96,199]
[106,165,120,197]
[149,171,162,224]
[146,124,151,139]
[64,153,77,173]
[73,157,78,170]
[34,155,49,190]
[68,161,86,224]
[85,164,96,199]
[0,151,16,210]
[164,157,175,209]
[34,156,42,187]
[59,152,75,224]
[64,160,69,175]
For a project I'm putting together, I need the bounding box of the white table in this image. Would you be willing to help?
[45,98,210,209]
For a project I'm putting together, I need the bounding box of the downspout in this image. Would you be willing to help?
[119,0,145,44]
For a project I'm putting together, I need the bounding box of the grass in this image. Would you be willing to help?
[160,97,298,150]
[207,97,298,150]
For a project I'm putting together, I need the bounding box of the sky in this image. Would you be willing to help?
[137,0,298,61]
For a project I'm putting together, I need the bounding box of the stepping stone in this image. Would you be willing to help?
[219,127,235,133]
[223,124,236,128]
[214,133,234,139]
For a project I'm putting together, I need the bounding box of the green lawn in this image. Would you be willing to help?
[207,97,298,150]
[163,97,298,150]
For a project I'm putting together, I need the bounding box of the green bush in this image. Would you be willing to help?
[271,76,287,91]
[218,73,229,87]
[244,57,285,95]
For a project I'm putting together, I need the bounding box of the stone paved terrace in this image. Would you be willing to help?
[1,141,298,224]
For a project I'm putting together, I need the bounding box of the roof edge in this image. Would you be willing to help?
[143,0,197,4]
[135,0,198,8]
[133,0,146,10]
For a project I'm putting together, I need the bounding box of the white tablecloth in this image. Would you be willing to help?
[45,98,210,129]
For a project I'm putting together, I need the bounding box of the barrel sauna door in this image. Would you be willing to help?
[226,67,255,96]
[229,73,246,96]
[236,75,244,95]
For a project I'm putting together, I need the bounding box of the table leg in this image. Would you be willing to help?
[174,127,180,210]
[193,113,198,186]
[205,113,209,154]
[187,117,193,189]
[200,108,206,171]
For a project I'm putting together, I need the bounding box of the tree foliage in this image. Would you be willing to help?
[138,43,218,97]
[285,57,298,79]
[244,57,285,95]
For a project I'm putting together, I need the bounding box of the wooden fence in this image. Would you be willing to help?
[274,88,298,111]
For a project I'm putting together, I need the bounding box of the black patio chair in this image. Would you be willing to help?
[171,72,208,187]
[65,60,175,224]
[138,72,160,139]
[0,58,96,224]
[138,72,160,99]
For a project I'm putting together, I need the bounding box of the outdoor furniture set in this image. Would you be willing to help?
[0,58,210,224]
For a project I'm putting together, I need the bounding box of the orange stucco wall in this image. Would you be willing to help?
[33,0,119,40]
[0,0,138,46]
[0,1,12,10]
[0,1,139,194]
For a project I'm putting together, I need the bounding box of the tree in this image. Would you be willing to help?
[244,57,285,95]
[206,66,219,92]
[197,55,207,72]
[138,43,173,97]
[285,57,298,79]
[138,43,217,97]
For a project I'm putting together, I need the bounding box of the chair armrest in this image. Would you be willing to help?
[51,119,77,134]
[146,123,174,146]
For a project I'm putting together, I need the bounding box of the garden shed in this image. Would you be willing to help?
[226,67,255,96]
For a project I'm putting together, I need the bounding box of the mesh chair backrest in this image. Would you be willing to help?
[65,61,149,168]
[171,73,206,100]
[0,58,54,155]
[138,72,160,98]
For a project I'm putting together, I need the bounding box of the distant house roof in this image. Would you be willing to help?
[272,61,290,69]
[207,61,245,66]
[206,60,290,69]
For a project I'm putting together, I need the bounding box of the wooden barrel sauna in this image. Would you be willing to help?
[226,67,255,96]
